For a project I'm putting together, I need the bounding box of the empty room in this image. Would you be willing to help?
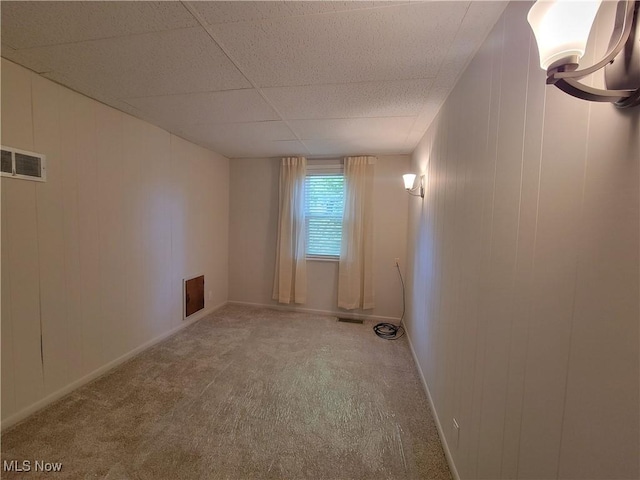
[1,1,638,479]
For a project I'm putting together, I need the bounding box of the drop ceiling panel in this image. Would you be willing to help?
[19,27,251,98]
[262,80,432,120]
[190,1,405,26]
[409,85,452,135]
[290,117,416,141]
[431,1,508,90]
[1,1,506,159]
[2,44,51,74]
[196,139,308,159]
[33,69,152,126]
[1,1,198,49]
[210,2,470,87]
[403,129,430,152]
[125,90,280,127]
[303,137,410,157]
[180,121,297,146]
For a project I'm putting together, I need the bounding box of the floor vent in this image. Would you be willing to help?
[337,317,364,324]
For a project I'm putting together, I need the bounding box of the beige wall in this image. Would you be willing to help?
[1,59,230,426]
[229,155,409,319]
[406,2,639,479]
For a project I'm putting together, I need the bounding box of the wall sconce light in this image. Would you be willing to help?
[403,173,424,198]
[527,0,640,108]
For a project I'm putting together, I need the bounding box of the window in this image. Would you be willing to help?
[305,161,344,259]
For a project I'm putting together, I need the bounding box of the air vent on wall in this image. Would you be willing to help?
[1,149,12,174]
[1,146,46,182]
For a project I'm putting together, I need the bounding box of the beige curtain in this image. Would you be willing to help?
[338,156,375,310]
[273,157,307,304]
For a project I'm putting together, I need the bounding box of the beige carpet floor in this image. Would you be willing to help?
[1,305,452,479]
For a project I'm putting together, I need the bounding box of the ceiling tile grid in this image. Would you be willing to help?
[192,139,309,159]
[190,1,407,26]
[261,79,433,120]
[11,27,251,99]
[181,120,296,144]
[290,117,416,141]
[207,2,470,88]
[125,89,280,127]
[404,1,507,148]
[1,1,198,49]
[435,2,507,86]
[302,136,410,157]
[1,1,506,159]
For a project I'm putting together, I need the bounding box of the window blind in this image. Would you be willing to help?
[305,174,344,257]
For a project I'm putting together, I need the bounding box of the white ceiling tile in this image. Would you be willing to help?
[180,121,296,146]
[432,1,507,89]
[200,139,309,159]
[211,2,470,87]
[108,100,150,123]
[1,44,52,74]
[410,85,451,133]
[303,137,411,157]
[263,80,432,120]
[403,129,429,152]
[290,117,415,141]
[1,1,507,158]
[1,1,198,49]
[267,1,408,17]
[2,44,16,57]
[125,90,280,127]
[30,27,250,98]
[191,1,407,26]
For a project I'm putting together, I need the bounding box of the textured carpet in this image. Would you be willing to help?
[1,305,452,479]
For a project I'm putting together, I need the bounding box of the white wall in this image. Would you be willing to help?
[1,59,230,426]
[229,155,409,319]
[405,2,639,479]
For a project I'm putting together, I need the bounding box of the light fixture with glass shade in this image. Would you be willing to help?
[527,0,640,108]
[403,173,424,198]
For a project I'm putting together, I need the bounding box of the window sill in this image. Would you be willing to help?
[306,255,340,263]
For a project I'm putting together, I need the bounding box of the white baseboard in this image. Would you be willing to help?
[1,301,227,432]
[405,327,461,480]
[227,300,401,323]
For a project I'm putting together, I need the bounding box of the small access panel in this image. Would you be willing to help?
[184,275,205,319]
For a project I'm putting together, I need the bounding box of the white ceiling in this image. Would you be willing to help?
[1,1,506,159]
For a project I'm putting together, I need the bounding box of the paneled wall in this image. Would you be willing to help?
[228,155,409,320]
[1,59,230,426]
[406,2,639,479]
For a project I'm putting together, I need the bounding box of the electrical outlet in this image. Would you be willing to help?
[394,257,400,266]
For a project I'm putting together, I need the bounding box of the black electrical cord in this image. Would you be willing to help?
[373,262,406,340]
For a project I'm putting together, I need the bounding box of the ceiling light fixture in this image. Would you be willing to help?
[403,174,424,198]
[527,0,640,108]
